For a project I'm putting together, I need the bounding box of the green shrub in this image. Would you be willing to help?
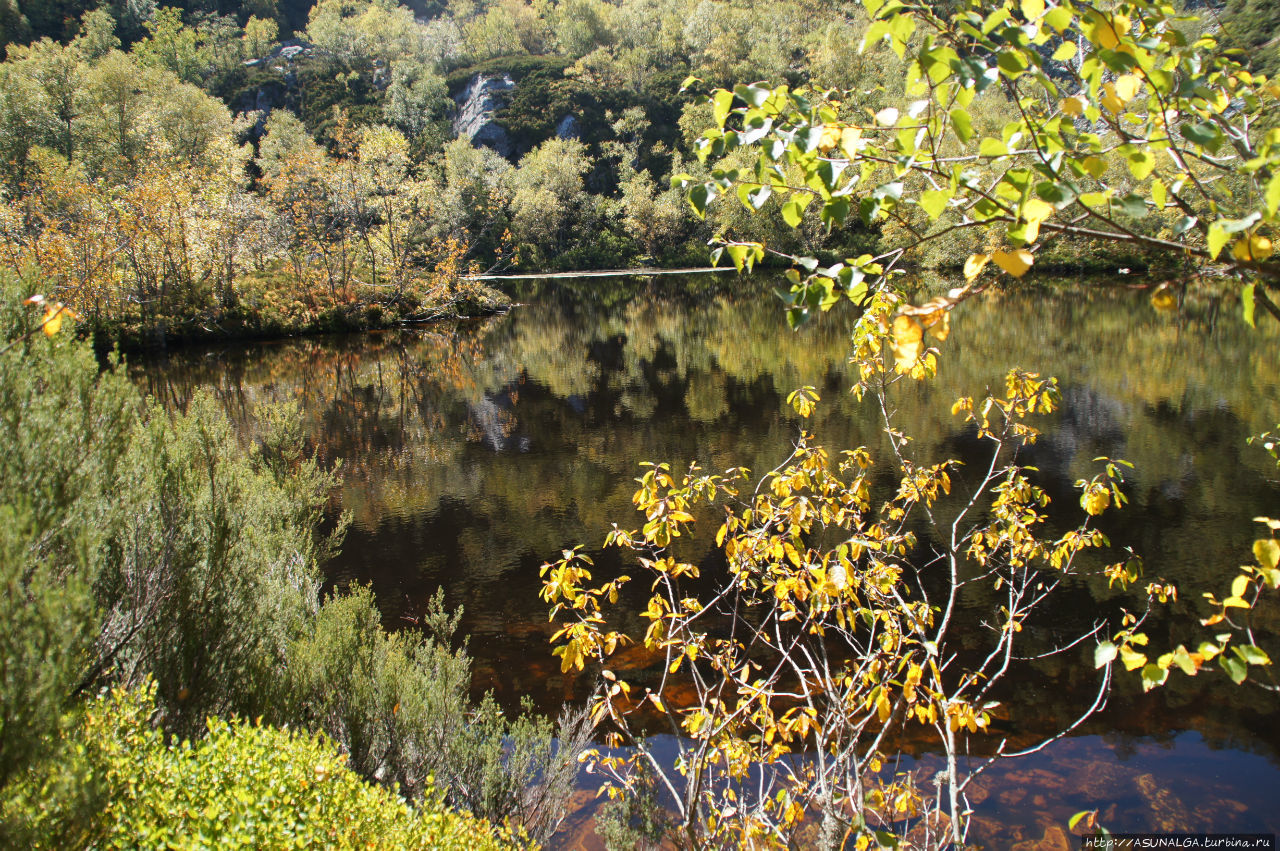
[1,265,343,756]
[0,274,139,795]
[287,586,592,845]
[89,387,344,735]
[12,683,525,850]
[0,275,583,845]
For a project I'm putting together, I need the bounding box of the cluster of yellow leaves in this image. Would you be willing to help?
[889,299,951,372]
[1099,521,1277,692]
[23,295,82,337]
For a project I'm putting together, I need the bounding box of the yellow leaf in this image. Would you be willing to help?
[1020,0,1044,19]
[1021,198,1054,242]
[1232,235,1274,262]
[1114,74,1142,102]
[1023,198,1054,225]
[923,308,950,342]
[964,253,991,281]
[41,305,64,337]
[839,126,864,158]
[1150,285,1177,313]
[992,248,1034,277]
[1094,13,1130,49]
[817,125,842,152]
[1101,75,1141,113]
[1062,95,1087,116]
[1256,538,1280,571]
[1082,487,1110,516]
[1100,84,1123,113]
[1119,644,1147,671]
[876,690,892,722]
[889,315,924,370]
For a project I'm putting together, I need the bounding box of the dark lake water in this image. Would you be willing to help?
[135,275,1280,847]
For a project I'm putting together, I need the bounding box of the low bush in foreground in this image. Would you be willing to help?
[6,683,527,850]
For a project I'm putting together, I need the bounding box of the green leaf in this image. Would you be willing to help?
[997,50,1028,76]
[821,197,852,228]
[1151,179,1167,210]
[920,189,951,221]
[733,83,770,108]
[1043,5,1073,31]
[1238,644,1271,666]
[950,108,974,143]
[1172,646,1197,676]
[1140,662,1168,691]
[1217,212,1262,234]
[736,183,772,212]
[1114,194,1148,218]
[979,137,1009,158]
[1242,282,1256,327]
[1180,122,1221,152]
[712,89,734,128]
[1221,654,1248,684]
[1208,223,1230,259]
[781,194,813,228]
[688,183,717,219]
[1267,172,1280,216]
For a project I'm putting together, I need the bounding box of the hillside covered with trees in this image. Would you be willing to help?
[6,0,1248,345]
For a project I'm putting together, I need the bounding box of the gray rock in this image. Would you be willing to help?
[555,114,580,140]
[453,73,516,158]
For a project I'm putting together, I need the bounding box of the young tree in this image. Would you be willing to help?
[544,0,1280,846]
[509,137,596,261]
[680,0,1280,328]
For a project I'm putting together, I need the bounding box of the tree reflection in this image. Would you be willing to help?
[136,276,1280,775]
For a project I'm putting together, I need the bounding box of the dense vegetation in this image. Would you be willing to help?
[3,0,1223,347]
[2,0,1278,845]
[0,271,590,846]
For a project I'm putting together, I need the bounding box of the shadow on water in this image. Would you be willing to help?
[133,273,1280,844]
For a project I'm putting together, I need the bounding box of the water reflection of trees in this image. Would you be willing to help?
[136,277,1280,763]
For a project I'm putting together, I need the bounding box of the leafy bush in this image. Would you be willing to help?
[0,276,583,844]
[8,682,525,850]
[288,586,592,845]
[97,390,340,734]
[0,274,138,792]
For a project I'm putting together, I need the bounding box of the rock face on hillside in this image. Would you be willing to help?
[555,115,580,140]
[453,73,516,158]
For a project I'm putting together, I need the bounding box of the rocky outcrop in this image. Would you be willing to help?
[452,73,516,158]
[555,114,580,140]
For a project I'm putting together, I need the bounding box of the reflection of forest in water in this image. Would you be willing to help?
[136,275,1280,839]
